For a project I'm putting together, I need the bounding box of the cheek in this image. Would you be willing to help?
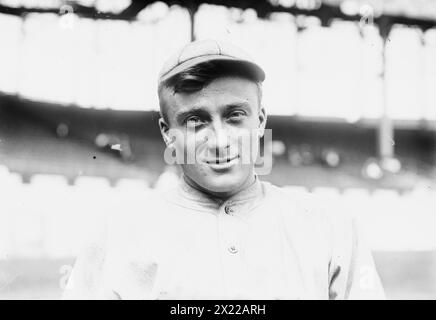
[235,128,259,154]
[183,163,208,181]
[173,131,196,153]
[243,112,261,126]
[173,138,185,158]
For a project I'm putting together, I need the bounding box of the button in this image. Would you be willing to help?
[224,206,234,215]
[228,245,238,254]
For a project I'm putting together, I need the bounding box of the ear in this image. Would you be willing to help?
[258,106,267,138]
[158,117,172,147]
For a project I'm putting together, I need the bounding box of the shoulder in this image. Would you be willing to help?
[260,181,356,252]
[261,181,352,225]
[261,181,329,223]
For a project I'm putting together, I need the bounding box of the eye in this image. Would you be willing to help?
[227,110,246,121]
[185,116,204,127]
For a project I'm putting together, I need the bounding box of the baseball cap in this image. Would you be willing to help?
[158,39,265,85]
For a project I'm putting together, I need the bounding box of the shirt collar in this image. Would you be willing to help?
[166,174,264,214]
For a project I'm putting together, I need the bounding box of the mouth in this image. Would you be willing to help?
[204,155,240,170]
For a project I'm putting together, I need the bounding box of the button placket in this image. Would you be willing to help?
[217,210,249,297]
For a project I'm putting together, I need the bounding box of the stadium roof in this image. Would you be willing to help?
[0,0,436,33]
[1,1,435,120]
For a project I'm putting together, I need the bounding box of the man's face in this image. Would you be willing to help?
[159,76,266,197]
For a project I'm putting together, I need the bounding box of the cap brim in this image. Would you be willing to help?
[159,54,265,84]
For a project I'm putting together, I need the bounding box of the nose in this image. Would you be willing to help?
[205,120,230,155]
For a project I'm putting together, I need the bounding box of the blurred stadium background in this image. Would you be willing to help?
[0,0,436,299]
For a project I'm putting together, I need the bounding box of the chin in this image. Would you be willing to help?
[183,163,253,195]
[197,170,250,195]
[202,178,241,194]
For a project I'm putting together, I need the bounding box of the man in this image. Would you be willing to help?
[63,39,385,299]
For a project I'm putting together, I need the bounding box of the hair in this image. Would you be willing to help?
[158,60,263,123]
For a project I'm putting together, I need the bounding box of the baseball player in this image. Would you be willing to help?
[63,39,385,300]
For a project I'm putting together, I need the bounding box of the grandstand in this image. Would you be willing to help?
[0,0,436,299]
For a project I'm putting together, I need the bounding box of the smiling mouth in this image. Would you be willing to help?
[205,155,239,165]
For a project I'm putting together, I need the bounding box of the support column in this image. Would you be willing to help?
[378,19,394,162]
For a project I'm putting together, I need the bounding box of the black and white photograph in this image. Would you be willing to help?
[0,0,436,302]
